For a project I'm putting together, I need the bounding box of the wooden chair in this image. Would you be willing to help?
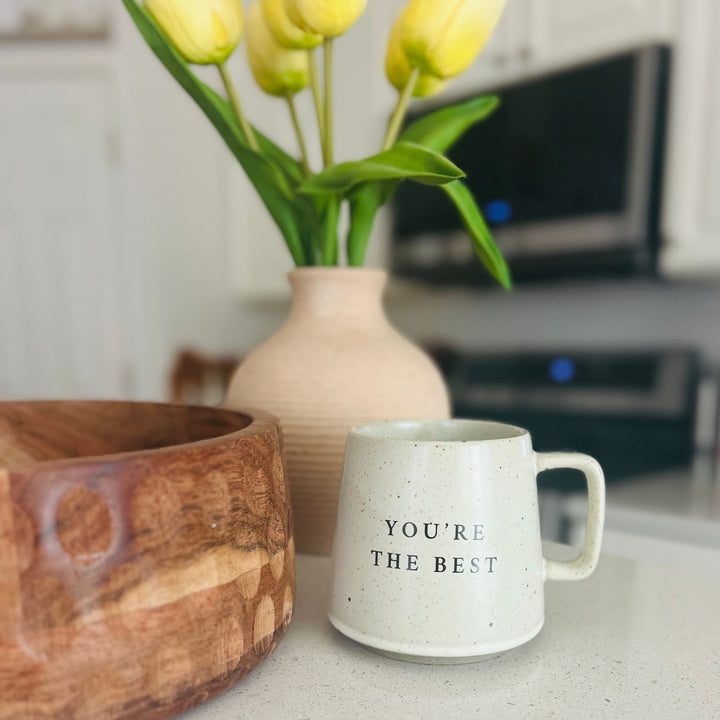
[169,349,240,405]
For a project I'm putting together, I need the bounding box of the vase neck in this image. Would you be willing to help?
[287,268,388,326]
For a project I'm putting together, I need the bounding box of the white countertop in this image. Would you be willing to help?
[183,546,720,720]
[596,460,720,522]
[563,460,720,551]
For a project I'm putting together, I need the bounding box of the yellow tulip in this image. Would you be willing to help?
[144,0,244,65]
[246,2,309,96]
[385,13,446,98]
[400,0,506,79]
[261,0,322,49]
[282,0,366,38]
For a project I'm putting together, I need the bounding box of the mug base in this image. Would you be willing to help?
[367,648,505,665]
[329,614,544,664]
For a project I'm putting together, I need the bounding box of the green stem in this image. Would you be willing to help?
[347,184,384,267]
[346,213,372,267]
[218,62,259,152]
[321,196,340,265]
[323,38,334,166]
[308,50,326,162]
[382,67,420,151]
[285,93,311,177]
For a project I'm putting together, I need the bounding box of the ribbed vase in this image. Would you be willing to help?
[225,268,450,555]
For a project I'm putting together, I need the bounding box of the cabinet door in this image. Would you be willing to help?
[661,0,720,277]
[0,65,126,398]
[529,0,675,71]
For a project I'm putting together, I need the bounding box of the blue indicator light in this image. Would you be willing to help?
[485,199,513,224]
[549,357,576,384]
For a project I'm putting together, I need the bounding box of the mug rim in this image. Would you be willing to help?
[349,418,530,445]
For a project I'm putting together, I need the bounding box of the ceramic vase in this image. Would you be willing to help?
[225,268,450,555]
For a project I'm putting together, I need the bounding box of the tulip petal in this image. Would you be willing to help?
[262,0,322,48]
[247,2,309,96]
[385,9,446,98]
[284,0,367,38]
[144,0,244,65]
[401,0,506,79]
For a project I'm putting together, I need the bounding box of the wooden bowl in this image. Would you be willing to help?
[0,401,294,720]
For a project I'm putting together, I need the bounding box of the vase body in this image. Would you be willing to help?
[225,268,450,555]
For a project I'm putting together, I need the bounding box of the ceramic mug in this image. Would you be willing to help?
[329,419,605,663]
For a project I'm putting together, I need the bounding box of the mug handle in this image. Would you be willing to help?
[535,452,606,582]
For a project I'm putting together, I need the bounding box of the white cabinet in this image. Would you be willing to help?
[454,0,676,96]
[527,0,675,71]
[660,0,720,277]
[0,48,128,399]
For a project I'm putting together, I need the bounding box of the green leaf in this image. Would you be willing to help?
[298,142,465,196]
[122,0,309,265]
[255,131,305,187]
[343,96,501,267]
[400,95,500,154]
[441,181,512,290]
[346,181,395,267]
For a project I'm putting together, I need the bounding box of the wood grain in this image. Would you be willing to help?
[0,401,294,720]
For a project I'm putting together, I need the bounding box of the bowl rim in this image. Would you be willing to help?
[0,400,279,473]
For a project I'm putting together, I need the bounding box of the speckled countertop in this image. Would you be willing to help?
[183,545,720,719]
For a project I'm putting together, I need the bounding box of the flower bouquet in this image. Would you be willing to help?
[122,0,511,288]
[124,0,511,553]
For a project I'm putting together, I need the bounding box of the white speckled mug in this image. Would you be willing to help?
[329,419,605,663]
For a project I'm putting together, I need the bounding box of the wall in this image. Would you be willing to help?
[112,4,288,400]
